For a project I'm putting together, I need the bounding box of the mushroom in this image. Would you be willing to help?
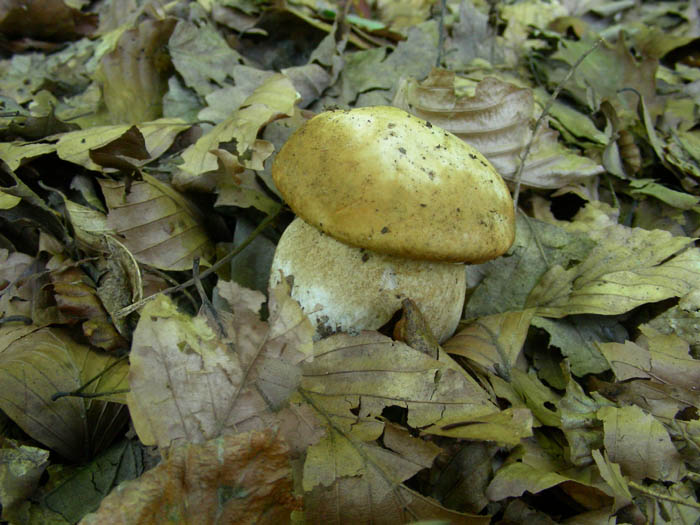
[269,106,515,342]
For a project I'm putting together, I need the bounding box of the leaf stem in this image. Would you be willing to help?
[512,38,603,210]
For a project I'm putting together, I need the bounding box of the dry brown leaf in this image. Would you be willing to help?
[99,174,214,271]
[80,430,299,525]
[393,69,603,188]
[127,280,318,451]
[50,265,127,352]
[0,0,98,43]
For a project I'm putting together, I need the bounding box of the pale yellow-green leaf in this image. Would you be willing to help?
[0,142,56,172]
[486,439,612,504]
[486,461,571,500]
[55,118,189,171]
[430,408,533,445]
[528,220,700,317]
[629,179,700,210]
[591,449,632,512]
[0,190,21,209]
[178,74,299,182]
[597,405,685,482]
[510,368,561,427]
[99,174,214,271]
[62,198,113,251]
[211,148,281,214]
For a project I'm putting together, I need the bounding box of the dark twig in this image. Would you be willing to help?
[512,38,603,210]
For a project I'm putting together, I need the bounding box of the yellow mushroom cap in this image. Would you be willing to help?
[272,105,515,263]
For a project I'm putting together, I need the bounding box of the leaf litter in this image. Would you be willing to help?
[0,0,700,523]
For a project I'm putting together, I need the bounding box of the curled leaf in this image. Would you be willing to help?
[393,69,603,188]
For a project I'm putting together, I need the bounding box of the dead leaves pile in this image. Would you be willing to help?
[1,0,700,524]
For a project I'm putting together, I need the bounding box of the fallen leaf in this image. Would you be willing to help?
[127,280,315,449]
[0,326,129,461]
[444,309,535,378]
[0,441,49,520]
[393,70,603,188]
[99,174,214,271]
[168,20,247,96]
[39,439,144,523]
[96,19,176,124]
[80,431,299,525]
[465,213,594,319]
[591,449,632,512]
[301,331,499,438]
[177,73,299,185]
[0,0,98,43]
[528,205,700,317]
[304,475,490,524]
[54,119,189,172]
[50,265,127,352]
[597,405,685,482]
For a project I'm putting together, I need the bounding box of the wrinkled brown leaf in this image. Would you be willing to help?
[127,281,317,450]
[99,174,214,271]
[80,430,299,525]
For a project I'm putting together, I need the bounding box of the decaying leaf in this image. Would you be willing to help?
[465,213,594,318]
[80,430,299,525]
[0,441,49,521]
[598,405,685,482]
[0,325,129,462]
[99,174,214,271]
[486,438,614,508]
[591,449,632,512]
[168,20,247,97]
[127,280,316,450]
[393,69,603,188]
[50,265,127,352]
[304,475,491,524]
[301,331,499,436]
[39,439,144,524]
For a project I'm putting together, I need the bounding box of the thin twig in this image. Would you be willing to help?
[435,0,447,67]
[114,206,283,319]
[512,38,603,210]
[52,355,130,401]
[629,480,700,510]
